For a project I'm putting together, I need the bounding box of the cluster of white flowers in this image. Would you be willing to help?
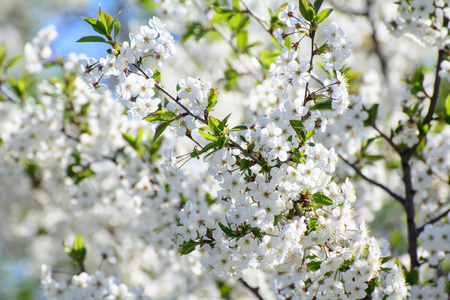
[1,40,230,298]
[322,22,353,71]
[409,276,449,300]
[78,17,175,119]
[438,59,450,81]
[269,19,351,107]
[419,222,450,265]
[41,265,150,300]
[176,76,212,116]
[24,25,58,73]
[5,1,450,299]
[390,0,450,48]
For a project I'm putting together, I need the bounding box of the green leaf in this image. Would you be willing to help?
[73,234,85,251]
[308,217,318,232]
[445,94,450,124]
[315,8,333,23]
[81,17,98,27]
[211,11,234,23]
[81,17,107,35]
[218,222,237,238]
[365,155,384,162]
[4,55,22,72]
[217,136,228,149]
[153,121,170,141]
[76,35,107,43]
[194,141,217,157]
[198,127,219,142]
[307,260,322,271]
[310,100,332,110]
[102,12,114,35]
[299,0,315,21]
[313,0,324,13]
[306,129,316,140]
[236,31,248,53]
[179,240,198,255]
[228,125,248,132]
[290,120,307,141]
[223,69,240,91]
[261,49,280,68]
[363,104,379,126]
[312,192,333,206]
[144,110,176,122]
[114,21,121,39]
[405,269,419,286]
[208,116,221,134]
[207,88,218,111]
[219,113,231,131]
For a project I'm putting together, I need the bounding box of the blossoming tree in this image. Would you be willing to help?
[0,0,449,299]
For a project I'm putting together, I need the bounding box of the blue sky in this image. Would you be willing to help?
[44,0,142,59]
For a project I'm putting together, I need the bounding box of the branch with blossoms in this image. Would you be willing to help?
[71,2,413,299]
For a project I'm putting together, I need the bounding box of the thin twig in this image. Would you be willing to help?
[239,0,272,36]
[228,139,262,166]
[370,122,402,154]
[303,31,316,106]
[366,0,388,79]
[339,154,405,205]
[423,16,447,125]
[417,207,450,234]
[239,278,264,300]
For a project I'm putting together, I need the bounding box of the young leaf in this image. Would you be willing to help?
[315,8,333,24]
[363,104,379,126]
[208,116,221,134]
[218,222,237,238]
[228,125,248,132]
[299,0,315,21]
[211,11,234,24]
[198,127,219,142]
[179,240,198,255]
[236,31,248,53]
[76,36,107,43]
[144,110,176,122]
[219,113,232,131]
[114,22,121,39]
[207,88,218,111]
[307,260,322,271]
[73,234,85,251]
[312,192,333,206]
[153,121,170,141]
[313,0,324,13]
[217,136,228,149]
[290,120,307,141]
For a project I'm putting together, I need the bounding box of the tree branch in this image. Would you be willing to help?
[239,278,264,300]
[417,207,450,234]
[401,153,419,269]
[366,0,388,79]
[423,23,447,125]
[339,154,405,205]
[370,122,402,154]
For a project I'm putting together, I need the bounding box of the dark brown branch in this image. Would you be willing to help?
[423,17,447,125]
[401,153,419,269]
[370,122,402,154]
[339,154,405,205]
[366,0,388,79]
[228,139,262,166]
[239,278,264,300]
[303,31,316,106]
[417,207,450,234]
